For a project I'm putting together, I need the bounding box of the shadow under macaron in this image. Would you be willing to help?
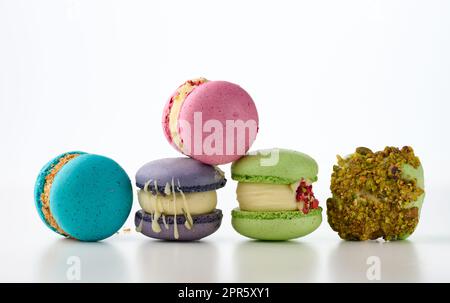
[232,240,318,282]
[35,238,128,282]
[136,240,220,282]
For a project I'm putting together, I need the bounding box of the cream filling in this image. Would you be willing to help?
[169,78,208,150]
[138,190,217,215]
[41,153,81,236]
[236,182,300,212]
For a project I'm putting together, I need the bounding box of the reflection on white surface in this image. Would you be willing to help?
[137,240,219,282]
[327,240,422,282]
[36,238,128,282]
[8,233,450,282]
[232,241,318,282]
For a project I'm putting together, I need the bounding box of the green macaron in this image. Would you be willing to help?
[231,148,322,241]
[231,148,318,184]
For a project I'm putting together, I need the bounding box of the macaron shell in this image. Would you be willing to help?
[34,151,86,233]
[231,148,319,184]
[178,81,259,165]
[135,157,226,193]
[231,208,322,241]
[50,154,133,241]
[135,209,223,241]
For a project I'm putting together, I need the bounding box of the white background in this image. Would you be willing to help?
[1,0,450,282]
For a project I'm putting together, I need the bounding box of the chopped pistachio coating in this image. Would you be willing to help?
[327,146,424,241]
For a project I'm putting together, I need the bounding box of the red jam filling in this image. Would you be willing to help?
[295,179,319,214]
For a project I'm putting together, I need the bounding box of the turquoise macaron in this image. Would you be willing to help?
[34,152,133,242]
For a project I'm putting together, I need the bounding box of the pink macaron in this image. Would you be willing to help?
[162,78,259,165]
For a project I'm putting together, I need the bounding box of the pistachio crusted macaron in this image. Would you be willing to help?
[231,148,322,241]
[327,146,425,241]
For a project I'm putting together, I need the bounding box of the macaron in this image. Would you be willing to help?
[34,152,133,242]
[231,148,322,241]
[327,146,425,241]
[162,78,259,165]
[135,157,226,241]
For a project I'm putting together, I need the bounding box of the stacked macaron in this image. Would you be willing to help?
[34,78,258,242]
[231,148,322,240]
[162,78,259,165]
[134,77,259,241]
[134,157,226,241]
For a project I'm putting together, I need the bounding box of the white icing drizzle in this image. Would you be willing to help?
[162,214,169,229]
[140,177,197,239]
[151,180,162,233]
[144,179,152,192]
[164,182,171,195]
[136,214,144,233]
[136,180,151,233]
[171,178,179,239]
[178,180,193,230]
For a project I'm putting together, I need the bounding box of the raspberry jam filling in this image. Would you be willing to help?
[295,179,319,214]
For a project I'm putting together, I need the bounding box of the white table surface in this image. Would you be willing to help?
[1,185,449,283]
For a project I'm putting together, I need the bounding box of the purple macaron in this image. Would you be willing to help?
[134,157,226,241]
